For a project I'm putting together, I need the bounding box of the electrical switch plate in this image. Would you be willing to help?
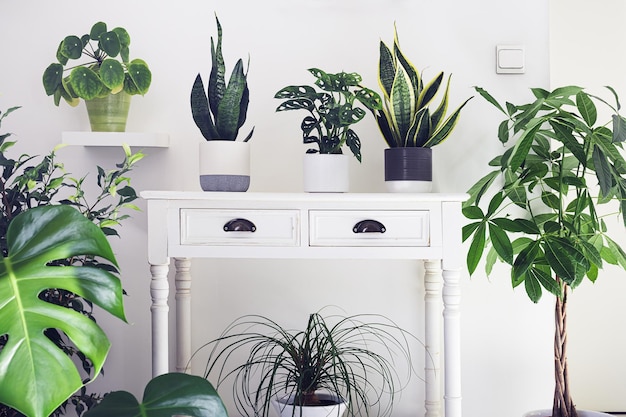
[496,45,525,74]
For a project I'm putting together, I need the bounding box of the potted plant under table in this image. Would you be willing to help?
[195,312,418,417]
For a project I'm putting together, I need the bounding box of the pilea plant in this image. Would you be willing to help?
[463,85,626,417]
[275,68,382,162]
[42,21,151,106]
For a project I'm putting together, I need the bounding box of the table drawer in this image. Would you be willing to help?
[309,210,429,247]
[180,209,299,246]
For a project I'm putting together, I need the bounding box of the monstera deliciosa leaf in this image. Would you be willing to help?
[0,205,126,417]
[84,373,229,417]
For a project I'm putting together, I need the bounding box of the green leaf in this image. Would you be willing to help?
[463,170,499,208]
[191,74,218,140]
[530,267,561,297]
[378,41,395,98]
[592,144,614,197]
[576,91,597,126]
[512,239,541,281]
[99,31,121,58]
[612,114,626,143]
[0,205,125,417]
[543,236,588,285]
[84,373,228,417]
[523,270,542,303]
[489,222,513,264]
[462,206,484,220]
[99,58,125,92]
[127,59,152,95]
[389,64,415,143]
[467,223,486,275]
[509,122,541,171]
[89,22,107,41]
[473,86,506,114]
[42,63,64,96]
[69,66,105,100]
[60,35,83,60]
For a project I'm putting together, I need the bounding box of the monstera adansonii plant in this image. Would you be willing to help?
[0,205,126,417]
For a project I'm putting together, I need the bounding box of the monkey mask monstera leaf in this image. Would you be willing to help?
[0,205,126,417]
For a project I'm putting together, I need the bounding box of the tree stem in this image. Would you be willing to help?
[553,282,577,417]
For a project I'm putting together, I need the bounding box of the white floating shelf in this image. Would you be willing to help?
[62,132,170,148]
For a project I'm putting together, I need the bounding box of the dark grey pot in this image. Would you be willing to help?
[384,147,432,192]
[199,175,250,192]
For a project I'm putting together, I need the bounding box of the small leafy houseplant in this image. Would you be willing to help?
[275,68,382,163]
[196,312,416,417]
[463,85,626,417]
[42,21,152,106]
[190,14,253,142]
[373,25,472,192]
[190,14,253,192]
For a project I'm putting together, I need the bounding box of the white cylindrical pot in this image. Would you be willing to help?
[303,153,349,193]
[199,140,250,192]
[272,393,348,417]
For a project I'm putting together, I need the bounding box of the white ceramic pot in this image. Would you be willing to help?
[199,140,250,192]
[272,393,348,417]
[524,409,613,417]
[303,153,349,193]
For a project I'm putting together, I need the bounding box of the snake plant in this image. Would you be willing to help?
[191,14,254,142]
[374,26,472,148]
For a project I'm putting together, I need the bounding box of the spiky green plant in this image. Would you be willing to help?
[373,26,471,148]
[191,14,253,142]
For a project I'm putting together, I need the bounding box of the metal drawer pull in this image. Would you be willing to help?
[223,218,256,232]
[353,219,386,233]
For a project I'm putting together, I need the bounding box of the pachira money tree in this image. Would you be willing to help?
[463,85,626,417]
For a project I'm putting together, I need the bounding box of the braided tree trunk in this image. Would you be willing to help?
[552,282,577,417]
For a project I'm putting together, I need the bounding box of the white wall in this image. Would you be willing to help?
[0,1,557,417]
[550,0,626,412]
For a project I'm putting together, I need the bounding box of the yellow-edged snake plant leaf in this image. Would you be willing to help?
[0,205,126,417]
[83,373,229,417]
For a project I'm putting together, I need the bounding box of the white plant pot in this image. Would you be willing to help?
[524,409,613,417]
[272,393,348,417]
[303,153,349,193]
[199,140,250,192]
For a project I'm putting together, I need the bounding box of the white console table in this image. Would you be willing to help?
[141,191,465,417]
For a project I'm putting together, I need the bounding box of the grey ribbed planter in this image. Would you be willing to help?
[384,147,432,192]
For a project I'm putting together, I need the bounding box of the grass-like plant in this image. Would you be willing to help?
[196,312,418,417]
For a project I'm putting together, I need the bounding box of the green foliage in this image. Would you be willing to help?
[0,106,143,417]
[197,312,417,417]
[373,25,472,148]
[191,14,254,142]
[275,69,382,162]
[42,21,152,106]
[463,85,626,302]
[83,373,228,417]
[0,205,126,417]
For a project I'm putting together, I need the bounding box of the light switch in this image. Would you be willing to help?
[496,45,525,74]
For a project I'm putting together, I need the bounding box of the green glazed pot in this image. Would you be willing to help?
[84,92,131,132]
